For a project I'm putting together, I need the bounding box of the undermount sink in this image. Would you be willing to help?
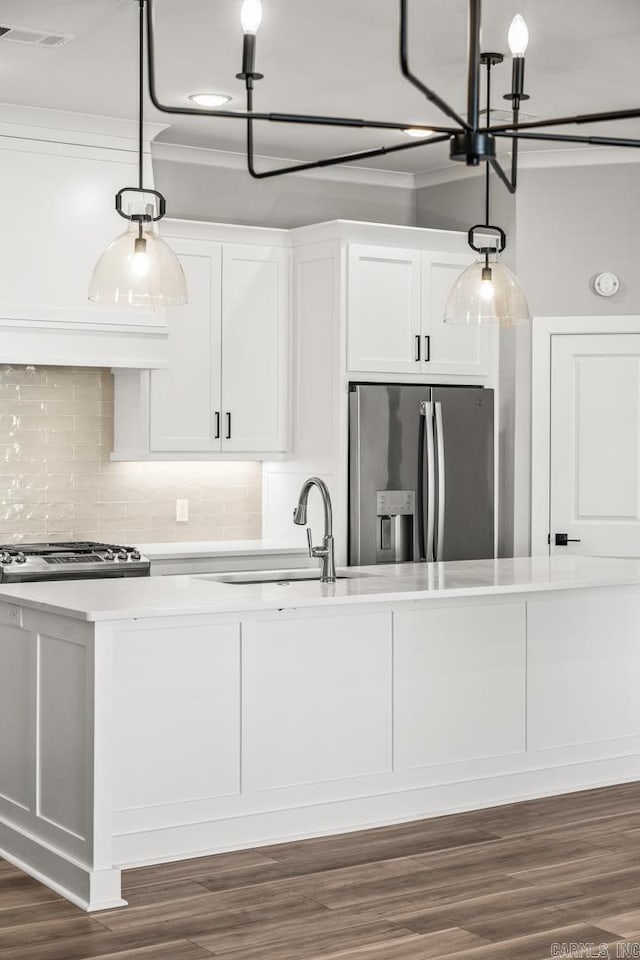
[197,569,374,586]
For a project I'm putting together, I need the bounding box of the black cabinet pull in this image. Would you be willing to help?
[214,412,221,439]
[226,413,232,440]
[415,335,421,362]
[424,335,431,362]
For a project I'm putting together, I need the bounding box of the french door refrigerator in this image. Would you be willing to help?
[349,383,494,566]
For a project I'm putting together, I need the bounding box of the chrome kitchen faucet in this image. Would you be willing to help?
[293,478,336,583]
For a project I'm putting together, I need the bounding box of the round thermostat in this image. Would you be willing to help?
[593,272,620,297]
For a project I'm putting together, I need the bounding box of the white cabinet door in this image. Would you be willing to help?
[347,244,422,374]
[243,613,393,793]
[550,333,640,557]
[528,590,640,750]
[113,622,241,812]
[149,240,222,453]
[221,244,289,454]
[394,603,526,769]
[421,252,490,377]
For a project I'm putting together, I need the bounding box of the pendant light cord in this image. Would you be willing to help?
[484,60,491,228]
[138,0,145,192]
[484,60,492,271]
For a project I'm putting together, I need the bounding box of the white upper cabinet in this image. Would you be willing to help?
[149,240,222,453]
[347,242,489,378]
[422,251,490,377]
[347,245,422,374]
[114,225,290,460]
[221,245,289,454]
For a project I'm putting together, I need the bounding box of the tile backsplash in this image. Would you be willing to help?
[0,365,262,545]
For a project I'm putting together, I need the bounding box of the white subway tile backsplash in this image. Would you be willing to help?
[0,365,262,545]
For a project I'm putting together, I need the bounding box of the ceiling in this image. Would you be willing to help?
[0,0,638,175]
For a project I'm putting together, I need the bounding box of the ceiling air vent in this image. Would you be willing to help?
[0,25,74,47]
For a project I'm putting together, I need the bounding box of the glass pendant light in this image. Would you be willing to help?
[444,253,530,327]
[445,142,529,326]
[89,0,187,307]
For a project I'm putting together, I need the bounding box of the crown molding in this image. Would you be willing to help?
[151,140,416,190]
[0,102,168,153]
[414,144,640,190]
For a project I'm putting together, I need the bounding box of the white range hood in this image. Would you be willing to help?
[0,103,170,369]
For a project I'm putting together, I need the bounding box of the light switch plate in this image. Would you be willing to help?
[176,499,189,523]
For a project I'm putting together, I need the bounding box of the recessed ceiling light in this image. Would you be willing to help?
[403,127,434,138]
[189,93,232,108]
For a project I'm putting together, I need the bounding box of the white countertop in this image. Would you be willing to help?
[1,556,640,623]
[139,539,308,560]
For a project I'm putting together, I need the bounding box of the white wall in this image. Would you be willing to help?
[517,163,640,316]
[153,157,417,228]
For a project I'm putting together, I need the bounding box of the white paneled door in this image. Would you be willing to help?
[550,334,640,556]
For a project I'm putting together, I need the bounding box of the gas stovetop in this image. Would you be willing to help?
[0,541,151,583]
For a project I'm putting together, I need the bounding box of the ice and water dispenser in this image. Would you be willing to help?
[375,490,415,563]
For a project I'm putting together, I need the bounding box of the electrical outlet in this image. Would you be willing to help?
[176,499,189,523]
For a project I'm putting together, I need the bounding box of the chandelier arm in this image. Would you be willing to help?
[245,106,450,179]
[488,157,516,195]
[488,107,640,135]
[495,130,640,149]
[399,0,470,133]
[144,0,457,136]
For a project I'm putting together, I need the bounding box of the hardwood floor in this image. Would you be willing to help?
[2,783,640,959]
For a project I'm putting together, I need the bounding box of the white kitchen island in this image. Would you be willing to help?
[1,555,640,911]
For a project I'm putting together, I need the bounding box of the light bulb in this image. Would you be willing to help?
[131,251,150,277]
[241,0,262,34]
[508,14,529,56]
[479,278,495,302]
[131,235,150,277]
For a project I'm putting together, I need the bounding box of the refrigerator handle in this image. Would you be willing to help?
[419,401,436,562]
[434,401,446,561]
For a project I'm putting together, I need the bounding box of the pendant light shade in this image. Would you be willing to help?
[444,256,530,327]
[89,223,187,307]
[89,0,187,308]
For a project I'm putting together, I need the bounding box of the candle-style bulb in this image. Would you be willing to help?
[508,14,529,57]
[241,0,262,35]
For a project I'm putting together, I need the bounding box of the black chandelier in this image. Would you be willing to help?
[140,0,640,323]
[144,0,640,179]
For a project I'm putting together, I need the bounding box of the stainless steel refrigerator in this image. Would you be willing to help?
[349,383,494,566]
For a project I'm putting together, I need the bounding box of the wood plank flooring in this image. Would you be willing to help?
[2,783,640,959]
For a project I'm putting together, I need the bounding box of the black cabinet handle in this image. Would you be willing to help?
[214,412,221,439]
[424,336,431,362]
[415,335,421,362]
[226,413,232,440]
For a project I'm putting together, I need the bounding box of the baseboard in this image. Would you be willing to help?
[113,754,640,867]
[0,818,125,912]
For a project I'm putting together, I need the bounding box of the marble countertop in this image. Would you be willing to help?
[1,556,640,623]
[139,539,308,560]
